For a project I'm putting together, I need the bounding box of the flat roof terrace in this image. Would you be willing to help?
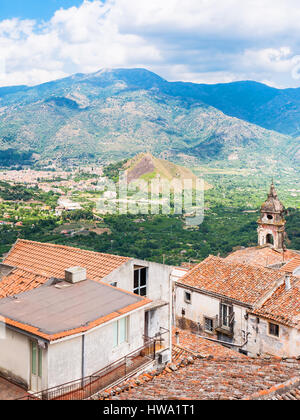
[0,279,151,341]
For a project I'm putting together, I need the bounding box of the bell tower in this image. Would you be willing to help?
[257,181,286,251]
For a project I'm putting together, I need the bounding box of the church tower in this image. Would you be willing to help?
[257,182,286,251]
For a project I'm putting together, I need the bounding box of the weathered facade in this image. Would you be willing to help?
[174,183,300,358]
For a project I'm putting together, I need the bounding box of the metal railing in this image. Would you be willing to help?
[17,339,156,401]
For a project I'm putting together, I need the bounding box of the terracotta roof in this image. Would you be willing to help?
[281,256,300,275]
[3,239,131,281]
[177,255,285,306]
[250,278,300,329]
[108,329,300,400]
[0,267,50,299]
[246,377,300,400]
[225,246,298,268]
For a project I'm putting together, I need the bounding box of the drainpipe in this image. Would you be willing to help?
[81,334,85,383]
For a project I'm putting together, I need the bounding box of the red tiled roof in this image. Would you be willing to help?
[109,329,300,401]
[0,268,50,298]
[177,255,285,306]
[3,239,131,281]
[225,246,298,268]
[281,256,300,275]
[251,278,300,329]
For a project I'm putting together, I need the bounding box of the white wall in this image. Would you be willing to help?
[0,328,48,391]
[103,259,172,348]
[0,328,31,389]
[47,309,145,389]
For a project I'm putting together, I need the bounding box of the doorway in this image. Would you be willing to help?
[30,341,43,392]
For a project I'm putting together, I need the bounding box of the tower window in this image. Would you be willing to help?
[266,234,274,245]
[267,215,273,220]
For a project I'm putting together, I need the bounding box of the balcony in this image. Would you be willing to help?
[18,339,157,401]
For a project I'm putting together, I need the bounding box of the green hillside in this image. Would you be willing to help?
[0,68,299,169]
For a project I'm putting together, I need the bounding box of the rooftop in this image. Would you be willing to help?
[3,239,131,282]
[0,279,151,341]
[225,246,299,268]
[251,277,300,329]
[107,329,300,401]
[177,255,285,306]
[281,255,300,276]
[0,265,50,299]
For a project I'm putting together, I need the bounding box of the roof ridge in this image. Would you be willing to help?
[15,239,131,261]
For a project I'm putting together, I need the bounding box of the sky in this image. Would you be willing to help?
[1,0,300,88]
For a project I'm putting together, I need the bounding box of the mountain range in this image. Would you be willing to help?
[0,68,299,167]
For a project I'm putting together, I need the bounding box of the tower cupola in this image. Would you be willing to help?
[257,182,286,250]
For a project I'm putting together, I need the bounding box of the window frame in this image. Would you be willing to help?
[204,317,214,333]
[184,291,192,304]
[268,322,280,338]
[133,267,148,296]
[220,303,233,328]
[113,317,129,347]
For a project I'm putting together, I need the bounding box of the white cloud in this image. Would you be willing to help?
[1,0,300,87]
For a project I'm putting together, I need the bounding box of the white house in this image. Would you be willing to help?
[0,269,154,395]
[0,239,173,397]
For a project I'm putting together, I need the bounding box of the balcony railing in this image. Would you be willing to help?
[17,339,157,401]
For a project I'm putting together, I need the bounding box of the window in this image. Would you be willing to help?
[31,342,42,378]
[266,234,274,245]
[110,282,117,287]
[269,322,279,337]
[204,317,214,332]
[113,317,128,347]
[134,267,147,296]
[221,303,233,328]
[184,291,192,304]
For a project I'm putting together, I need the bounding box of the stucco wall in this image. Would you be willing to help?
[47,310,145,389]
[0,328,48,391]
[246,316,300,358]
[0,328,31,389]
[175,285,249,347]
[103,259,172,346]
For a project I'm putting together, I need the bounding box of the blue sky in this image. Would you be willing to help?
[1,0,300,88]
[0,0,83,21]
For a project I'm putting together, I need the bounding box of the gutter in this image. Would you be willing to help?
[175,281,253,310]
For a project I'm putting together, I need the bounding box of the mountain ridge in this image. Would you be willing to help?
[0,68,299,168]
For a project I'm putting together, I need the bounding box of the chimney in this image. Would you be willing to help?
[285,275,291,291]
[65,267,87,284]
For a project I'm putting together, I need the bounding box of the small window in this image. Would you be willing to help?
[269,322,279,337]
[113,317,129,347]
[133,267,147,296]
[184,291,191,304]
[110,282,117,287]
[267,214,273,220]
[204,317,214,332]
